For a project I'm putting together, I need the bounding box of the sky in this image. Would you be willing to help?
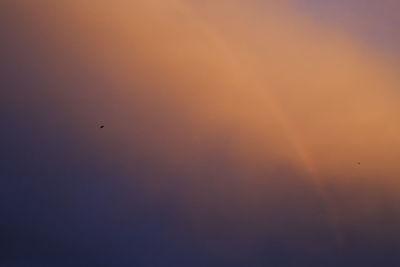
[1,1,400,266]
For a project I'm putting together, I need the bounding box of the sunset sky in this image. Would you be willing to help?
[1,1,400,266]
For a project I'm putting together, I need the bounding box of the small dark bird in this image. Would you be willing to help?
[100,125,105,129]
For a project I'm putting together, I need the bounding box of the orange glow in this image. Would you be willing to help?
[5,0,400,248]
